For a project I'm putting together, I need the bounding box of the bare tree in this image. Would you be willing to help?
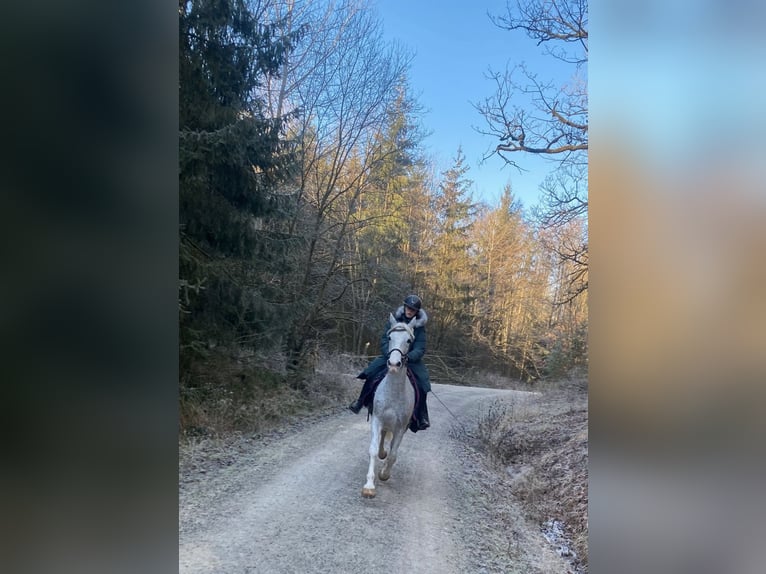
[476,0,588,302]
[477,64,587,170]
[258,0,411,374]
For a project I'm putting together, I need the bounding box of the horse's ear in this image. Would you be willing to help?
[389,313,397,327]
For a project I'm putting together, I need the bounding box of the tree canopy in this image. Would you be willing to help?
[179,0,588,432]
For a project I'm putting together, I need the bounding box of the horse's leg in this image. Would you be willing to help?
[362,418,380,498]
[378,430,389,460]
[379,427,405,482]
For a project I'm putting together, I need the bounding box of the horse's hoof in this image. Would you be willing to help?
[361,488,376,498]
[379,451,387,460]
[379,470,390,481]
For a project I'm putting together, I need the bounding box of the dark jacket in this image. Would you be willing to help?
[361,306,431,393]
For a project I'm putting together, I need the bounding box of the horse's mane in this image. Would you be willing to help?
[388,321,414,338]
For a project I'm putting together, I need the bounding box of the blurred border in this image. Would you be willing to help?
[1,2,178,573]
[591,1,766,572]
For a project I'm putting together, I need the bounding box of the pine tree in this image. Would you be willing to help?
[427,147,477,354]
[345,82,429,352]
[179,0,299,357]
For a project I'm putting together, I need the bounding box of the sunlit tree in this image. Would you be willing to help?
[476,0,588,302]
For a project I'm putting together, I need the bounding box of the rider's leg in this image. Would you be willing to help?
[349,374,375,414]
[415,391,430,429]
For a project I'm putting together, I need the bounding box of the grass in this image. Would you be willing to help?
[472,377,588,571]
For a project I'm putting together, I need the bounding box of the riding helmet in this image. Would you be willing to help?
[403,294,422,311]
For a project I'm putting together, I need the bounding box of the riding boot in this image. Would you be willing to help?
[348,375,373,414]
[417,394,430,430]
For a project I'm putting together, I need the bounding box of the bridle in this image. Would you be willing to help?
[386,324,414,365]
[387,347,408,364]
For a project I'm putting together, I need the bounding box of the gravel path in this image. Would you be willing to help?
[179,383,572,574]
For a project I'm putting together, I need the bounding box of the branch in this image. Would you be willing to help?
[496,141,587,155]
[551,106,588,131]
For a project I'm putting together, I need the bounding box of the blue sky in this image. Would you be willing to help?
[376,0,573,210]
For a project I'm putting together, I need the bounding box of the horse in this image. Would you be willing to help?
[361,314,416,498]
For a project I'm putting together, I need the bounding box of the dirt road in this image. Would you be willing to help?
[179,383,573,573]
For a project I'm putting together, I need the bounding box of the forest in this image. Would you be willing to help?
[179,0,588,433]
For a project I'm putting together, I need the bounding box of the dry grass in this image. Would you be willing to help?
[180,348,363,437]
[474,377,588,571]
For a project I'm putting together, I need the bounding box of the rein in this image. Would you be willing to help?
[429,388,463,426]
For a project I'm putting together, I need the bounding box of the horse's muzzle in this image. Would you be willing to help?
[387,349,407,371]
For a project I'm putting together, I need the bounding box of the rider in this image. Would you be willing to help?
[348,295,431,431]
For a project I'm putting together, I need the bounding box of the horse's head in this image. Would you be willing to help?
[386,313,415,373]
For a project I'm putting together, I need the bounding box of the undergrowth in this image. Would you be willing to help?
[472,377,588,571]
[180,347,363,437]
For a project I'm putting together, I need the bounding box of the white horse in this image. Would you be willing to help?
[362,314,416,498]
